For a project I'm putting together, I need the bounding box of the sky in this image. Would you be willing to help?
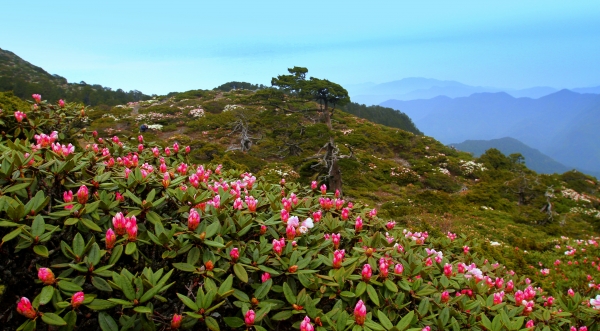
[2,0,600,95]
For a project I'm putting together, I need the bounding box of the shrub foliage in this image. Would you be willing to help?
[0,96,599,331]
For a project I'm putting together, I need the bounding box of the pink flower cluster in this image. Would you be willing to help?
[33,131,58,149]
[112,212,138,241]
[404,229,428,244]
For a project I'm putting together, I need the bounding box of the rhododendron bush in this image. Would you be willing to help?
[0,96,599,330]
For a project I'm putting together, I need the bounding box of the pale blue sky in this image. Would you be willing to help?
[2,0,599,95]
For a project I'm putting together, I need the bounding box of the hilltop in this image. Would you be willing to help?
[451,137,572,175]
[0,47,150,106]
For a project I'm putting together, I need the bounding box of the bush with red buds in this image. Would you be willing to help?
[0,94,598,331]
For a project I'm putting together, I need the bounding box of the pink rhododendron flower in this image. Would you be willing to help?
[17,297,36,319]
[188,209,200,231]
[105,228,116,249]
[72,291,85,308]
[77,185,89,204]
[261,272,271,283]
[300,316,314,331]
[171,314,182,329]
[354,300,366,325]
[38,267,55,285]
[230,248,239,262]
[333,249,345,269]
[244,310,255,326]
[362,264,372,282]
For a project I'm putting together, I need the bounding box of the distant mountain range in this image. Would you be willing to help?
[345,77,599,105]
[381,90,600,177]
[450,137,572,175]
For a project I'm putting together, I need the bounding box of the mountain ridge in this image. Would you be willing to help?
[348,77,598,105]
[450,137,572,175]
[382,90,600,176]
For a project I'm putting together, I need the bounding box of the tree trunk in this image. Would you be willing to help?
[325,137,342,195]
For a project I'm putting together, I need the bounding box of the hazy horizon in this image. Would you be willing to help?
[2,0,599,95]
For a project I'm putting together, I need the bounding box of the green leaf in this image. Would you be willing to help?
[355,281,367,297]
[223,317,244,328]
[31,215,45,237]
[378,310,394,330]
[73,233,85,257]
[88,243,101,266]
[125,190,142,205]
[139,269,173,303]
[80,218,102,232]
[2,227,22,243]
[205,316,220,331]
[365,320,386,331]
[254,279,272,299]
[41,313,67,326]
[218,275,234,297]
[205,221,220,238]
[21,319,36,331]
[187,247,200,265]
[125,242,137,255]
[233,264,248,283]
[85,299,117,311]
[283,282,297,304]
[92,276,113,292]
[33,245,49,258]
[177,293,199,311]
[480,313,492,331]
[203,240,225,248]
[118,275,136,301]
[58,310,77,331]
[396,311,414,331]
[254,304,272,322]
[384,279,398,292]
[134,306,153,314]
[367,284,380,306]
[340,291,356,298]
[271,310,293,321]
[173,263,197,272]
[57,280,83,292]
[39,286,55,305]
[98,312,119,331]
[108,245,123,265]
[4,182,30,193]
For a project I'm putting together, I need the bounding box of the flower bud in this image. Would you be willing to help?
[76,185,89,204]
[17,297,36,319]
[14,111,26,123]
[188,209,201,231]
[32,94,41,103]
[59,99,65,108]
[244,309,255,327]
[300,316,314,331]
[361,264,372,282]
[105,228,116,249]
[72,291,85,308]
[230,248,240,262]
[261,272,271,283]
[38,267,55,285]
[354,300,367,326]
[171,314,182,329]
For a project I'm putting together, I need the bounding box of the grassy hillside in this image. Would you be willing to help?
[0,48,151,106]
[84,87,600,270]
